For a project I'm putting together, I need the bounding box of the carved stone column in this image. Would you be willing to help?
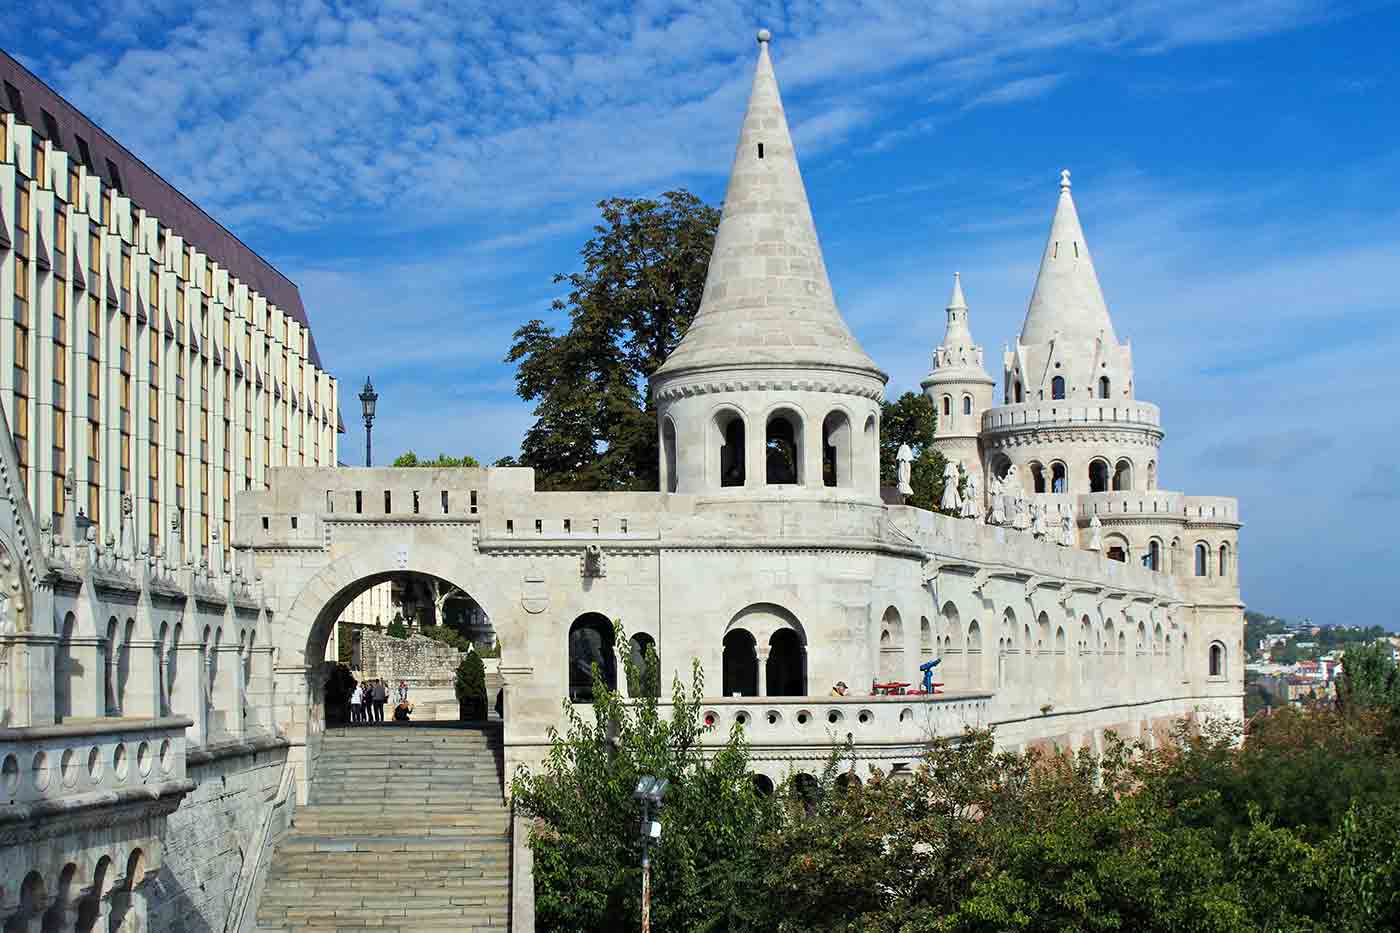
[245,644,276,734]
[170,641,208,746]
[121,639,162,719]
[756,648,769,696]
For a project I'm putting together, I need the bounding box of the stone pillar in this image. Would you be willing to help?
[65,635,106,719]
[211,643,244,740]
[2,633,58,727]
[119,639,162,718]
[803,422,823,489]
[245,645,276,734]
[756,648,769,696]
[170,641,208,746]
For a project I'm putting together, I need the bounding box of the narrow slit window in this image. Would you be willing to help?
[506,519,514,535]
[290,516,298,530]
[355,491,363,514]
[535,518,542,534]
[470,490,478,514]
[621,518,629,534]
[261,516,269,530]
[441,490,449,514]
[564,518,572,533]
[384,490,391,513]
[412,490,420,514]
[326,491,334,512]
[757,143,764,159]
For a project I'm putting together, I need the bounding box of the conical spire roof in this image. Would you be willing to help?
[1019,170,1118,347]
[924,272,992,388]
[943,272,972,347]
[653,31,884,383]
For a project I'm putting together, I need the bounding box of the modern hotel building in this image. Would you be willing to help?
[0,51,339,560]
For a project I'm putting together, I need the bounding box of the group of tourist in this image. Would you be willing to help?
[350,679,390,723]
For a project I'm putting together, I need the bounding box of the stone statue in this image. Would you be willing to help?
[1087,513,1103,551]
[1031,502,1047,538]
[1012,494,1030,531]
[1004,464,1022,498]
[119,494,134,561]
[85,526,99,566]
[989,476,1006,525]
[896,443,913,496]
[1059,512,1076,547]
[961,472,979,519]
[940,459,962,512]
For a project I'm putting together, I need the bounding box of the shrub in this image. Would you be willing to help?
[456,650,487,719]
[386,617,409,639]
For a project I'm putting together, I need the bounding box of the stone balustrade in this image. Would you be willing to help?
[0,717,193,815]
[982,400,1162,433]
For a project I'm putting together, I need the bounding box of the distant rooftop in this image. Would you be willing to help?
[0,49,323,369]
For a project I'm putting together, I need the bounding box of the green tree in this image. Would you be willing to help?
[386,617,409,639]
[1338,641,1400,714]
[455,650,487,720]
[878,391,948,510]
[511,626,774,932]
[506,191,720,491]
[392,451,481,467]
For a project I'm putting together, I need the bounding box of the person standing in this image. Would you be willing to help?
[350,681,364,725]
[374,679,387,723]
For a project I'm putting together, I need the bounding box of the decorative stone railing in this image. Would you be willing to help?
[673,692,992,747]
[0,717,194,819]
[1077,492,1238,525]
[982,401,1161,433]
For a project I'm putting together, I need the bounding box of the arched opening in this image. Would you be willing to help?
[941,395,951,417]
[1098,376,1111,398]
[1195,543,1208,577]
[966,621,983,688]
[1106,540,1128,563]
[1112,459,1133,491]
[628,632,660,698]
[104,617,120,716]
[879,606,905,682]
[943,602,964,686]
[1014,381,1024,403]
[822,410,852,488]
[568,613,616,702]
[793,773,820,813]
[722,629,759,697]
[765,409,802,485]
[996,608,1014,689]
[1051,375,1065,399]
[864,415,878,495]
[55,612,76,721]
[990,453,1012,482]
[662,417,678,493]
[1079,617,1093,685]
[1209,642,1226,678]
[767,629,806,696]
[835,771,862,794]
[962,395,972,416]
[1148,539,1162,571]
[1219,543,1229,578]
[919,616,933,663]
[1147,460,1157,490]
[751,773,775,796]
[1089,459,1109,493]
[1051,461,1067,494]
[716,409,746,488]
[1029,461,1046,494]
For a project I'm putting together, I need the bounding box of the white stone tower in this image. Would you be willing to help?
[651,30,887,497]
[982,171,1163,499]
[923,273,995,498]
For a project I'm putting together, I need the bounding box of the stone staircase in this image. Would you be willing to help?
[254,724,511,932]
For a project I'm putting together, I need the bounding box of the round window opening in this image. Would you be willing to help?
[767,711,780,726]
[735,712,749,726]
[827,710,841,725]
[796,711,810,726]
[858,711,871,724]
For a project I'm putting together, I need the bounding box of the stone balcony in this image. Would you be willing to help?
[982,400,1162,435]
[0,717,194,827]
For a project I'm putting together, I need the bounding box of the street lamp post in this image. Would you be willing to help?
[633,775,668,933]
[358,377,379,467]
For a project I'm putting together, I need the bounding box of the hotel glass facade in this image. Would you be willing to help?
[0,53,339,559]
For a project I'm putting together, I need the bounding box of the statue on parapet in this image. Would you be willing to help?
[1059,511,1076,547]
[988,476,1006,525]
[940,459,961,513]
[896,443,913,497]
[1087,513,1103,551]
[961,472,979,519]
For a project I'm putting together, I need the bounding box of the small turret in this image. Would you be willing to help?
[922,273,995,497]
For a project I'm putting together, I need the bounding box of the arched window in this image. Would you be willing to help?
[879,607,906,682]
[962,395,972,416]
[1112,459,1133,491]
[990,454,1012,481]
[1194,543,1208,577]
[1030,461,1046,494]
[942,395,951,417]
[822,410,852,488]
[1051,376,1065,399]
[628,633,660,698]
[1089,459,1109,493]
[920,616,934,662]
[1219,543,1229,578]
[1209,642,1226,678]
[1015,381,1024,403]
[716,410,746,488]
[966,620,983,688]
[662,418,678,493]
[767,629,806,696]
[1106,537,1128,563]
[765,410,802,485]
[1148,540,1162,572]
[722,629,758,697]
[1051,461,1067,493]
[1147,460,1157,491]
[55,612,77,721]
[1098,376,1111,399]
[568,613,616,702]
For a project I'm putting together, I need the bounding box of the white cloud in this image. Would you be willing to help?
[963,72,1067,109]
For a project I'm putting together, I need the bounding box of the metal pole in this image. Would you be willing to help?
[366,423,373,468]
[641,843,651,933]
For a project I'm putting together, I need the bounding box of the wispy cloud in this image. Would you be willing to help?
[963,72,1068,109]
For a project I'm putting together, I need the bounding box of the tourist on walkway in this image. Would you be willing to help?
[397,680,409,705]
[373,679,387,722]
[350,682,364,725]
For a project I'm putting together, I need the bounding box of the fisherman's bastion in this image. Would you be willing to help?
[1,31,1242,933]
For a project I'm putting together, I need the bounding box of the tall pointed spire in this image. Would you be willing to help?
[1019,170,1118,346]
[653,30,884,382]
[943,272,972,346]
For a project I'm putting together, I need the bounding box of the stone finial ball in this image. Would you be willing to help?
[757,28,772,43]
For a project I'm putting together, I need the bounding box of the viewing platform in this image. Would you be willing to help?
[982,401,1162,434]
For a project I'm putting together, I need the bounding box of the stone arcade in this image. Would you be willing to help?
[2,31,1243,933]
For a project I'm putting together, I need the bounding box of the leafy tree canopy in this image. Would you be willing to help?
[879,391,949,511]
[506,191,720,491]
[392,451,481,468]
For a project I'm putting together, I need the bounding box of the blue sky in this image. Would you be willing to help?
[10,0,1399,626]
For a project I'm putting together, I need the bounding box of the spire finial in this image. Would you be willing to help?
[757,27,772,45]
[1059,168,1071,192]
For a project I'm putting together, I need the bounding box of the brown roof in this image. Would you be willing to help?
[1,49,323,368]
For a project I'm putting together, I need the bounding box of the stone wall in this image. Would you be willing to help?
[147,740,290,933]
[360,630,466,685]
